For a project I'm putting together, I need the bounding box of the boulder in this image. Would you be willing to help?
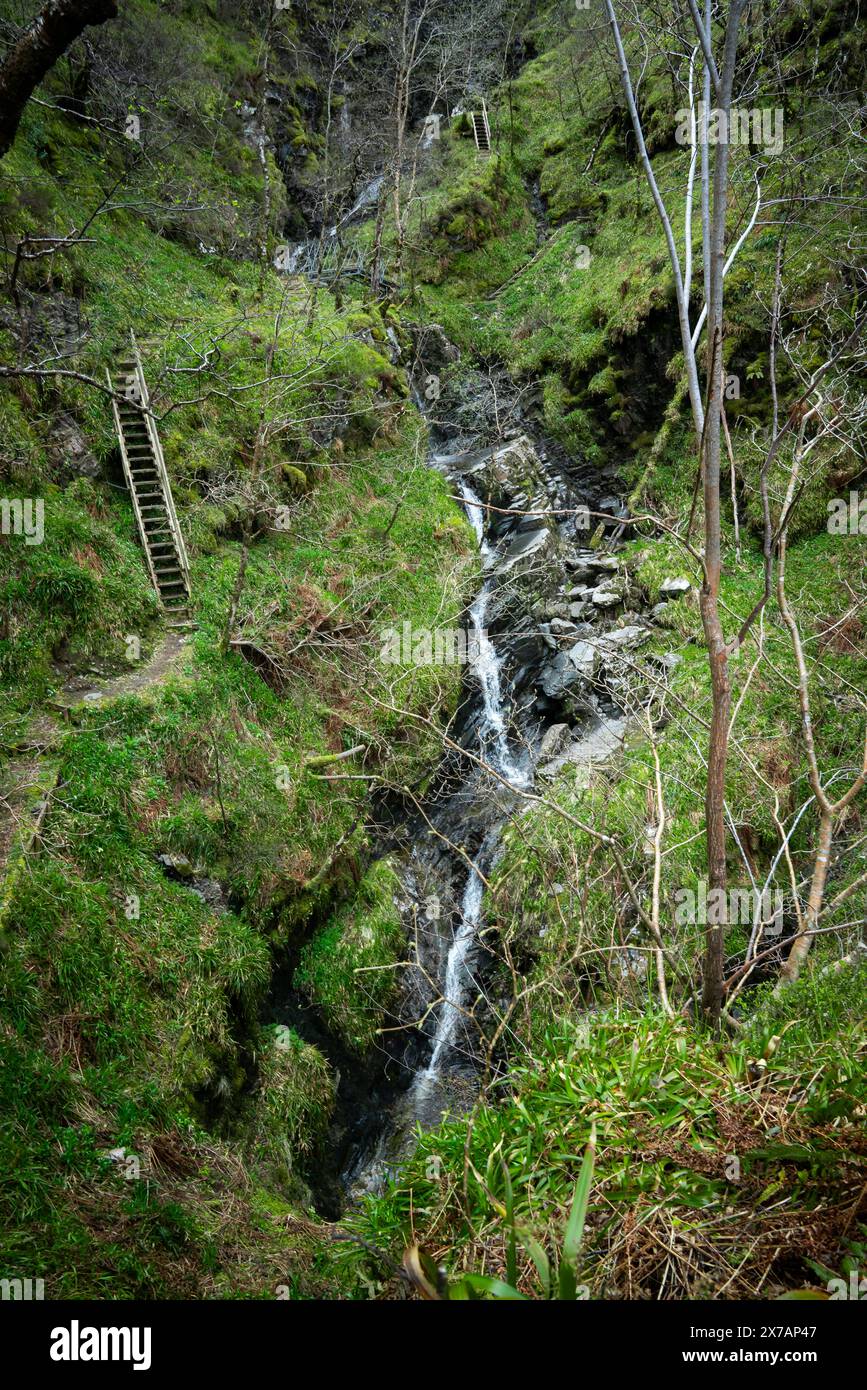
[538,723,572,761]
[659,576,691,599]
[563,556,598,582]
[591,584,622,609]
[541,639,600,697]
[466,434,546,503]
[538,715,628,783]
[569,640,600,680]
[499,524,557,574]
[410,322,460,372]
[157,852,195,878]
[588,554,620,574]
[599,625,649,653]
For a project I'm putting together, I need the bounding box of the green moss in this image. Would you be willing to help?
[248,1027,335,1183]
[294,858,404,1054]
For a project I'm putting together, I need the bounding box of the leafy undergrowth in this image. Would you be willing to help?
[484,513,866,1022]
[294,858,404,1055]
[2,0,865,1301]
[0,1,479,1298]
[0,405,476,1294]
[336,1005,866,1300]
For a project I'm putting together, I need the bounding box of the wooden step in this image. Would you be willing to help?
[113,338,190,610]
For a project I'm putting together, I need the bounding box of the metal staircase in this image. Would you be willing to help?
[471,101,491,155]
[108,333,192,625]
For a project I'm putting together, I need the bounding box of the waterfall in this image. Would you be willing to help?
[409,475,529,1105]
[341,372,599,1199]
[456,478,528,790]
[418,860,484,1082]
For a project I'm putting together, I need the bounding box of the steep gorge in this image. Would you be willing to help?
[1,0,864,1307]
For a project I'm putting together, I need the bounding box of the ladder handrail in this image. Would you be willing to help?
[108,366,162,598]
[128,331,191,591]
[471,102,492,153]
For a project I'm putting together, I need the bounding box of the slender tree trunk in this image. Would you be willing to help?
[699,0,746,1024]
[603,0,705,439]
[0,0,118,159]
[777,812,832,986]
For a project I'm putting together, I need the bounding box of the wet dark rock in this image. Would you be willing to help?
[540,640,599,697]
[409,321,460,374]
[190,876,227,911]
[500,525,558,574]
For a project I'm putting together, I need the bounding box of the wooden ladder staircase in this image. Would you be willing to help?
[471,101,491,155]
[108,333,192,626]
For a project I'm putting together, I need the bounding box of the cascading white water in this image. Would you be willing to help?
[422,863,484,1079]
[456,478,528,789]
[411,477,529,1105]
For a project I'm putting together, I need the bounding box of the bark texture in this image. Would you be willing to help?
[0,0,118,159]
